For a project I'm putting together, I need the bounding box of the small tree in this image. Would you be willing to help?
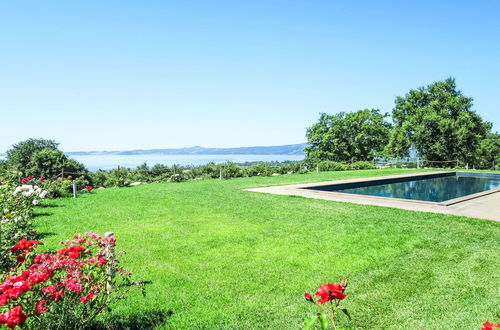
[5,138,87,178]
[5,138,59,174]
[305,109,391,163]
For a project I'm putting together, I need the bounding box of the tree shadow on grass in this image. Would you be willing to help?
[92,309,174,330]
[34,232,57,240]
[33,212,53,218]
[39,203,60,208]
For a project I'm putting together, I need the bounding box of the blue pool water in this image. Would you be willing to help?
[308,172,500,202]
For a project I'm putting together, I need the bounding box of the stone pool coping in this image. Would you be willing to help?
[244,171,500,221]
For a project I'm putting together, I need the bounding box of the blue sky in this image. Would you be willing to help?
[1,0,499,152]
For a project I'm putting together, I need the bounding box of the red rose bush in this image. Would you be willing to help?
[303,280,350,329]
[0,233,138,329]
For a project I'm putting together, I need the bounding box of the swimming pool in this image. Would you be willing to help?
[305,172,500,203]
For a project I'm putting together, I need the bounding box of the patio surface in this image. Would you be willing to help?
[245,172,500,221]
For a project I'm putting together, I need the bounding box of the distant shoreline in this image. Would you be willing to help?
[1,143,306,157]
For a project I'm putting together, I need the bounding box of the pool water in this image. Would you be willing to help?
[310,173,500,203]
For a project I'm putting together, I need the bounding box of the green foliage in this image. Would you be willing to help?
[350,161,376,170]
[4,138,88,181]
[192,163,220,179]
[5,138,59,174]
[43,178,74,198]
[318,161,348,172]
[476,133,500,169]
[0,184,35,271]
[89,171,108,187]
[221,162,244,179]
[28,148,87,179]
[105,167,130,187]
[150,164,172,179]
[386,78,491,166]
[246,163,274,176]
[277,162,301,174]
[305,109,391,163]
[168,173,188,182]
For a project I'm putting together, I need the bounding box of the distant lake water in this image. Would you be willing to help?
[70,154,304,171]
[0,154,304,171]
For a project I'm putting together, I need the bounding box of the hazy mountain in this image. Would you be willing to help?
[62,143,306,156]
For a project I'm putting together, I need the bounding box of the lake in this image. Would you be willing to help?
[57,154,304,171]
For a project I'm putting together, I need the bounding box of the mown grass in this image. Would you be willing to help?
[34,169,500,329]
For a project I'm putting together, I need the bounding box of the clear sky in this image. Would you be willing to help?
[1,0,499,152]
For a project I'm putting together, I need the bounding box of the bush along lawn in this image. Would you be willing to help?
[25,169,500,328]
[0,174,144,329]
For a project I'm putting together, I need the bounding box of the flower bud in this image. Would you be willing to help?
[341,279,348,288]
[304,292,313,301]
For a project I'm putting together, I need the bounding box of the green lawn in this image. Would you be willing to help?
[34,169,500,329]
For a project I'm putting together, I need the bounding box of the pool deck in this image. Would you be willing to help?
[245,172,500,221]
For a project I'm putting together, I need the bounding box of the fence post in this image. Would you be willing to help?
[219,166,222,180]
[104,232,116,293]
[72,180,77,198]
[316,164,319,173]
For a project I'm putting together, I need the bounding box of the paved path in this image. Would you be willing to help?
[245,172,500,222]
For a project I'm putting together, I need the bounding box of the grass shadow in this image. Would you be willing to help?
[39,204,60,208]
[34,232,57,240]
[92,309,174,330]
[33,212,53,217]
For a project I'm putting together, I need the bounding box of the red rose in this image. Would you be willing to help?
[0,305,27,328]
[304,292,314,302]
[315,283,346,303]
[0,294,9,306]
[36,299,49,314]
[79,291,96,303]
[482,321,500,330]
[97,256,107,267]
[39,177,45,181]
[42,285,56,295]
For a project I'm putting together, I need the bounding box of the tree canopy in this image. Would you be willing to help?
[305,109,391,163]
[4,138,87,177]
[6,138,59,173]
[386,78,491,166]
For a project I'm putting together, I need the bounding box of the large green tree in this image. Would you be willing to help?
[5,138,87,177]
[5,138,59,173]
[386,78,491,166]
[305,109,391,163]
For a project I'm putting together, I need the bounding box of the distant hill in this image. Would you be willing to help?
[64,143,306,156]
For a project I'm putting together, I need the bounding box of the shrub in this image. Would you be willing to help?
[278,163,301,174]
[246,163,274,177]
[318,161,348,172]
[168,173,188,182]
[89,171,108,188]
[0,233,141,329]
[350,161,376,170]
[43,178,73,198]
[105,168,129,187]
[0,181,47,272]
[222,162,244,179]
[4,139,88,179]
[149,164,171,180]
